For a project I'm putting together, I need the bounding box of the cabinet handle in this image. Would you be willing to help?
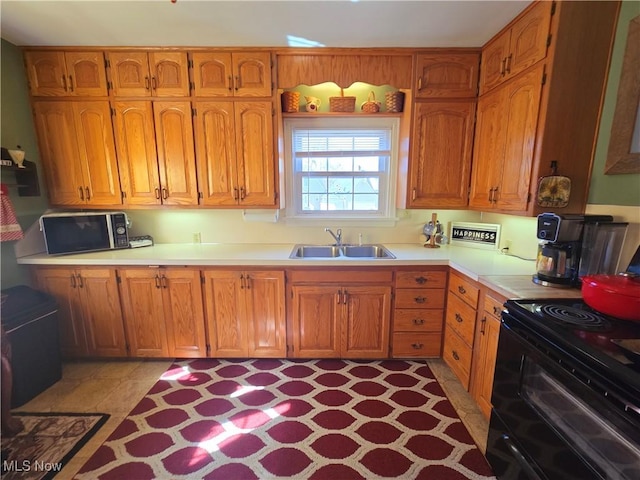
[415,276,427,285]
[228,75,233,92]
[414,296,426,304]
[492,186,499,203]
[457,285,466,295]
[342,290,349,304]
[233,187,239,200]
[413,318,425,326]
[455,313,463,323]
[239,186,246,200]
[234,75,240,91]
[452,350,460,361]
[78,186,85,201]
[493,306,501,316]
[68,75,74,92]
[411,343,424,350]
[85,186,90,201]
[505,54,513,74]
[481,316,487,335]
[337,289,342,304]
[500,58,507,76]
[76,274,83,288]
[417,77,423,91]
[151,76,157,91]
[162,188,168,199]
[155,187,161,199]
[62,75,68,92]
[411,188,417,201]
[240,274,245,289]
[488,187,496,203]
[245,274,251,289]
[145,76,150,91]
[154,274,161,289]
[70,274,76,288]
[161,275,168,289]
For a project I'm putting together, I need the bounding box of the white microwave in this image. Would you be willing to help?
[40,212,130,255]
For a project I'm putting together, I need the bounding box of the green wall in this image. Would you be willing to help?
[588,0,640,206]
[0,39,48,289]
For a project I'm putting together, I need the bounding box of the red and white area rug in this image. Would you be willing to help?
[76,359,495,479]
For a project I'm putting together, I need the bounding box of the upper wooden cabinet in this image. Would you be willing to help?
[194,100,276,206]
[191,51,272,97]
[277,53,413,89]
[24,51,108,97]
[479,1,553,95]
[33,100,122,206]
[414,53,480,98]
[107,51,190,97]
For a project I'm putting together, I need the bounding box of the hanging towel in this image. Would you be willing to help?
[0,183,23,242]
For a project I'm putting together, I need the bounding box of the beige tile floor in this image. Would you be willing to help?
[11,358,489,480]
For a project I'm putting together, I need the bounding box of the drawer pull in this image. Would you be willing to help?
[452,350,460,361]
[455,313,463,323]
[457,285,467,295]
[481,316,487,335]
[411,343,424,350]
[414,296,427,304]
[493,306,501,316]
[415,276,427,284]
[413,318,425,326]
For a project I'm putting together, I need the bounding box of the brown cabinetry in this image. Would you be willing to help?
[443,271,479,389]
[113,100,199,206]
[415,53,479,98]
[392,270,447,357]
[118,268,206,357]
[194,100,276,206]
[470,289,504,419]
[107,51,190,97]
[289,270,392,358]
[34,267,127,358]
[33,100,122,206]
[202,269,286,357]
[191,51,272,97]
[24,51,108,97]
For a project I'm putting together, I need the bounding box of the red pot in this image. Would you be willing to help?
[581,274,640,322]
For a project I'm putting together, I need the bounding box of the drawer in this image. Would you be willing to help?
[395,271,447,289]
[393,309,443,332]
[395,289,445,309]
[445,294,476,346]
[289,270,393,284]
[442,328,472,389]
[484,293,505,320]
[449,273,479,308]
[392,332,442,357]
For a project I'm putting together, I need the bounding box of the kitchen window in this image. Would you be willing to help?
[283,117,399,224]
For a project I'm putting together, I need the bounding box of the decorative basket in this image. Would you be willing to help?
[329,88,356,112]
[361,91,381,113]
[281,91,300,113]
[385,91,405,113]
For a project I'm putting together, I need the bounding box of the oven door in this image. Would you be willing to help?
[487,314,640,480]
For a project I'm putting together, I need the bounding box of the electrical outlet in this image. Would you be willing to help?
[192,232,201,244]
[504,239,512,250]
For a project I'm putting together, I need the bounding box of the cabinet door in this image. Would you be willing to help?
[193,101,238,205]
[415,54,479,98]
[507,1,552,79]
[470,313,500,419]
[72,101,122,205]
[191,52,233,97]
[203,270,248,357]
[148,52,190,97]
[469,87,506,209]
[494,65,543,211]
[32,101,85,205]
[161,269,207,358]
[119,269,170,357]
[153,101,199,205]
[77,268,127,357]
[408,101,476,208]
[108,52,151,97]
[291,286,341,358]
[234,101,276,206]
[233,52,272,97]
[342,286,391,358]
[35,268,88,357]
[63,51,108,96]
[479,33,511,95]
[244,271,286,357]
[24,51,68,96]
[113,101,162,205]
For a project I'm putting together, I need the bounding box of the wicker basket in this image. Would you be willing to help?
[361,91,381,113]
[281,91,300,113]
[329,88,356,113]
[385,91,405,113]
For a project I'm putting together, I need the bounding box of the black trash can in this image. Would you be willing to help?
[1,285,62,407]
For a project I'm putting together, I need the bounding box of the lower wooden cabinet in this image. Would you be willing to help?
[34,267,127,357]
[289,270,392,358]
[202,269,286,357]
[118,267,206,358]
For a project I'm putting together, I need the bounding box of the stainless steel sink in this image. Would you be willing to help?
[289,244,395,259]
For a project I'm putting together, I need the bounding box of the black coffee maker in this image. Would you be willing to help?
[533,213,615,287]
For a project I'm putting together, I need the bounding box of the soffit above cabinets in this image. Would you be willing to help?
[1,1,531,48]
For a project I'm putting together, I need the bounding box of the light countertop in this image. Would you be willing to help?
[17,243,582,300]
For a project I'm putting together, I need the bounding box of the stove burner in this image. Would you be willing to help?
[537,304,612,331]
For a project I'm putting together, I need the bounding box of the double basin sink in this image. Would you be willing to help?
[290,244,395,259]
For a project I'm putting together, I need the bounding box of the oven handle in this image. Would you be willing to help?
[501,433,544,480]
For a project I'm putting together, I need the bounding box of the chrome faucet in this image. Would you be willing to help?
[325,228,343,246]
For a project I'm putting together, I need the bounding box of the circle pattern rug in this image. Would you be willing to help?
[76,359,495,479]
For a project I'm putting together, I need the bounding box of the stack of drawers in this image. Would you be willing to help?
[391,270,447,357]
[443,271,479,389]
